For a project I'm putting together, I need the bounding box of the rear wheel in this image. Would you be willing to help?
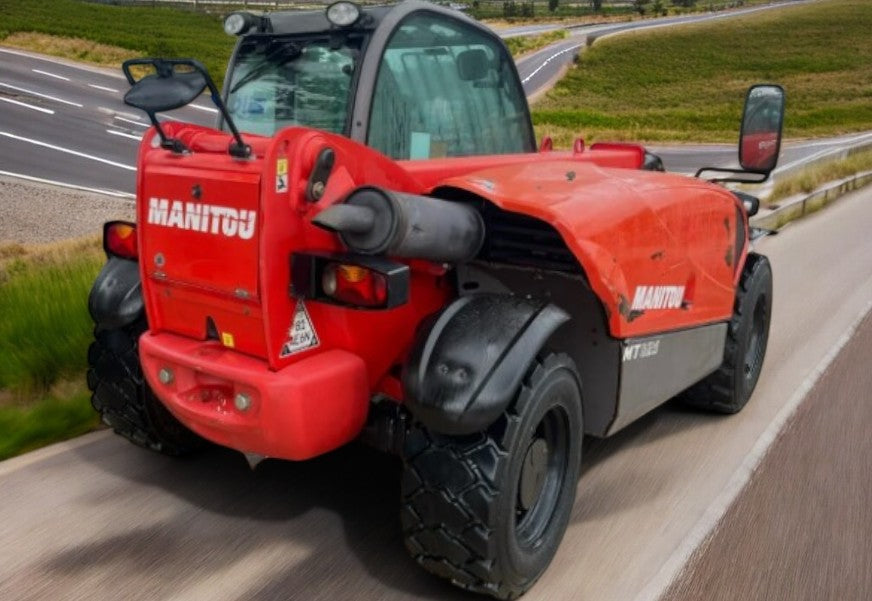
[400,354,582,599]
[682,253,773,413]
[87,318,203,456]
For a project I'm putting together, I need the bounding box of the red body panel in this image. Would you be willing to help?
[135,122,744,458]
[140,333,368,460]
[437,161,742,337]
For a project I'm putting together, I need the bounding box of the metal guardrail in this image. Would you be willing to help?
[758,134,872,201]
[752,170,872,230]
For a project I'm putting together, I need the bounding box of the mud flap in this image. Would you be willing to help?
[402,294,569,436]
[88,257,143,329]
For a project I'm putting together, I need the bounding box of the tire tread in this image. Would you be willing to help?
[401,355,576,600]
[87,318,201,456]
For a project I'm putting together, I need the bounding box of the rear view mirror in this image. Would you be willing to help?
[739,84,785,174]
[123,60,207,114]
[120,57,250,158]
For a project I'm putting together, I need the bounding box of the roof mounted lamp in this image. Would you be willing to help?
[326,2,361,27]
[224,12,269,36]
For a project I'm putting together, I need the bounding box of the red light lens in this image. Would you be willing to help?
[105,222,138,260]
[323,263,388,307]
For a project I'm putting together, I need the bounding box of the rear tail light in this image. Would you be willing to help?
[103,221,138,260]
[292,252,409,309]
[322,263,388,307]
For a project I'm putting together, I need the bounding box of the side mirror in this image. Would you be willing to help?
[123,59,207,114]
[739,84,784,174]
[121,57,250,158]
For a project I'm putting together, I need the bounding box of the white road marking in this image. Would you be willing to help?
[0,82,83,107]
[107,128,142,141]
[0,169,135,199]
[0,96,54,114]
[633,297,872,601]
[88,83,119,93]
[0,131,136,171]
[114,115,148,128]
[521,43,583,84]
[190,104,219,113]
[32,68,70,81]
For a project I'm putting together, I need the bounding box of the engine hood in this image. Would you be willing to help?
[436,160,742,338]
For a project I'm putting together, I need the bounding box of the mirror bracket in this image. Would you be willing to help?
[229,141,252,159]
[139,110,188,154]
[694,166,770,184]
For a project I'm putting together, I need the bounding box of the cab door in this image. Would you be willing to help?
[350,6,535,159]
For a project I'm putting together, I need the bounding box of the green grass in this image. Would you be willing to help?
[0,392,98,461]
[0,239,102,395]
[0,0,234,86]
[767,148,872,205]
[0,238,104,459]
[533,0,872,145]
[505,29,568,57]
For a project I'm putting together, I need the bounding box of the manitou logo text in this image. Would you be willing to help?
[147,198,257,240]
[631,285,685,311]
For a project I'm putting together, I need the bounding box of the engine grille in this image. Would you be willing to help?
[478,205,580,273]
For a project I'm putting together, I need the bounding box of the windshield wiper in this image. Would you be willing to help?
[229,41,302,94]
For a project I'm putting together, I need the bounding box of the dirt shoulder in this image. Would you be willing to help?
[0,177,134,245]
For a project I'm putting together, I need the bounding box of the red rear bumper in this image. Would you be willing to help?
[139,332,369,460]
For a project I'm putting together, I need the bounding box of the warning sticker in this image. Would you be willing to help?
[279,301,319,358]
[276,158,288,193]
[221,332,235,348]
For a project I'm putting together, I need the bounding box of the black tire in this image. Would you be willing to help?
[401,353,583,600]
[681,252,773,413]
[87,318,203,456]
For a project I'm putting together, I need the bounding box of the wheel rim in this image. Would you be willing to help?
[744,294,768,386]
[515,405,570,549]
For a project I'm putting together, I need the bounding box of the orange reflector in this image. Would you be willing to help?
[338,264,368,283]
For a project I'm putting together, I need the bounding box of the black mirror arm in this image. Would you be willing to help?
[202,79,251,159]
[142,110,189,154]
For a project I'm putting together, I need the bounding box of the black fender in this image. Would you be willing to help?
[88,257,143,329]
[402,294,569,436]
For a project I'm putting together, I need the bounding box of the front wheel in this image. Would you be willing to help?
[681,252,773,413]
[400,353,583,599]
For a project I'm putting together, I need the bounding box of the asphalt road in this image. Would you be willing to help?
[649,131,872,175]
[0,47,215,196]
[664,309,872,601]
[1,182,870,601]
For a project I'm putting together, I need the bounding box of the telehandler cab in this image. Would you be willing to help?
[88,1,784,597]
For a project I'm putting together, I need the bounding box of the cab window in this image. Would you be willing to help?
[368,13,532,160]
[226,35,362,136]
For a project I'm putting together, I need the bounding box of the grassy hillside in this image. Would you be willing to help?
[0,0,233,85]
[533,0,872,144]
